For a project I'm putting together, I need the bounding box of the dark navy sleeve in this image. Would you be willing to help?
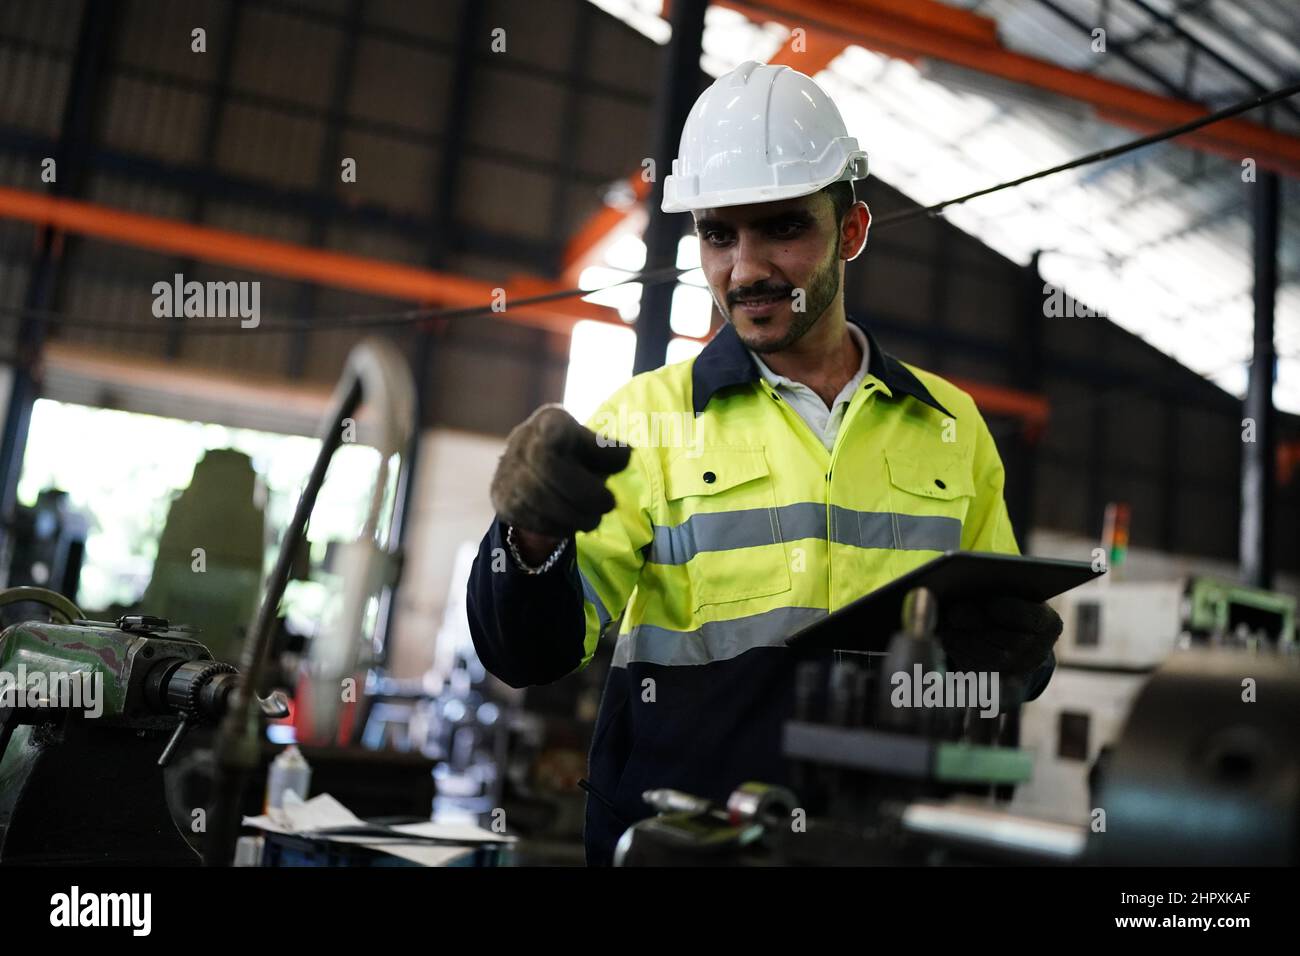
[465,518,589,688]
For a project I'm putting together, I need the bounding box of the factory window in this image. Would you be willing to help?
[562,322,704,424]
[563,321,636,424]
[16,398,385,631]
[563,234,711,423]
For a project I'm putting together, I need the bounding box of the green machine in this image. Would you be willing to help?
[1183,576,1296,646]
[0,588,253,864]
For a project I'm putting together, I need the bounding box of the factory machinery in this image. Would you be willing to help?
[615,582,1300,866]
[0,340,414,866]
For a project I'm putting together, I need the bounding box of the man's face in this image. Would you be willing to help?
[693,193,844,354]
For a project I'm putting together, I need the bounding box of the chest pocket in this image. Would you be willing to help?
[883,450,973,552]
[659,446,793,611]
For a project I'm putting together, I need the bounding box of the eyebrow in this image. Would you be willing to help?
[694,210,816,233]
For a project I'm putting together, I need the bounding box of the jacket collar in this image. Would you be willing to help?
[690,313,956,419]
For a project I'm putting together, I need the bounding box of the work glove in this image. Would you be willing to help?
[937,595,1062,681]
[490,404,632,538]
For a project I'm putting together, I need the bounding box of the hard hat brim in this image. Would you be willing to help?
[661,155,867,214]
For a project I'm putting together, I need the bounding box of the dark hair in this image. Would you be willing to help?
[822,179,857,225]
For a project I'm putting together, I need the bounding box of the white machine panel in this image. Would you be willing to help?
[1012,667,1148,824]
[1052,581,1185,669]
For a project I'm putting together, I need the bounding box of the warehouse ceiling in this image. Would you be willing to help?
[0,0,1294,417]
[0,0,657,401]
[593,0,1300,412]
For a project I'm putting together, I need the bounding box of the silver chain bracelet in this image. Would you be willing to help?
[506,524,569,575]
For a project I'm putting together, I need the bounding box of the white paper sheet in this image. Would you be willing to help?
[242,793,514,867]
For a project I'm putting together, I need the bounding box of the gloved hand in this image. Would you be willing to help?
[490,404,632,538]
[937,596,1062,680]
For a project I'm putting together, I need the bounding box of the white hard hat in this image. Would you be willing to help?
[661,60,869,214]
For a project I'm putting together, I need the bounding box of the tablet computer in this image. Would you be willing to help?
[784,551,1104,653]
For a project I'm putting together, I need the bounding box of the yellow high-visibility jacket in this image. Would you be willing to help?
[468,316,1043,865]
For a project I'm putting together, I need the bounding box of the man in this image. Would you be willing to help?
[467,61,1061,865]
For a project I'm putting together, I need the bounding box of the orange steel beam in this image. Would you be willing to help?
[663,0,995,42]
[948,376,1051,435]
[0,186,623,335]
[1280,439,1300,486]
[766,18,850,75]
[561,172,652,282]
[830,0,998,45]
[0,186,1049,422]
[725,0,1300,176]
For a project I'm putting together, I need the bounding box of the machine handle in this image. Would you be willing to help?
[0,586,85,625]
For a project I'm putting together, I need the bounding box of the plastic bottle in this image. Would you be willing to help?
[265,744,313,811]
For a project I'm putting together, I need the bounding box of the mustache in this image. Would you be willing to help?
[728,282,793,305]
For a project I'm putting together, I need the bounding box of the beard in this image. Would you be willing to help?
[718,240,842,354]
